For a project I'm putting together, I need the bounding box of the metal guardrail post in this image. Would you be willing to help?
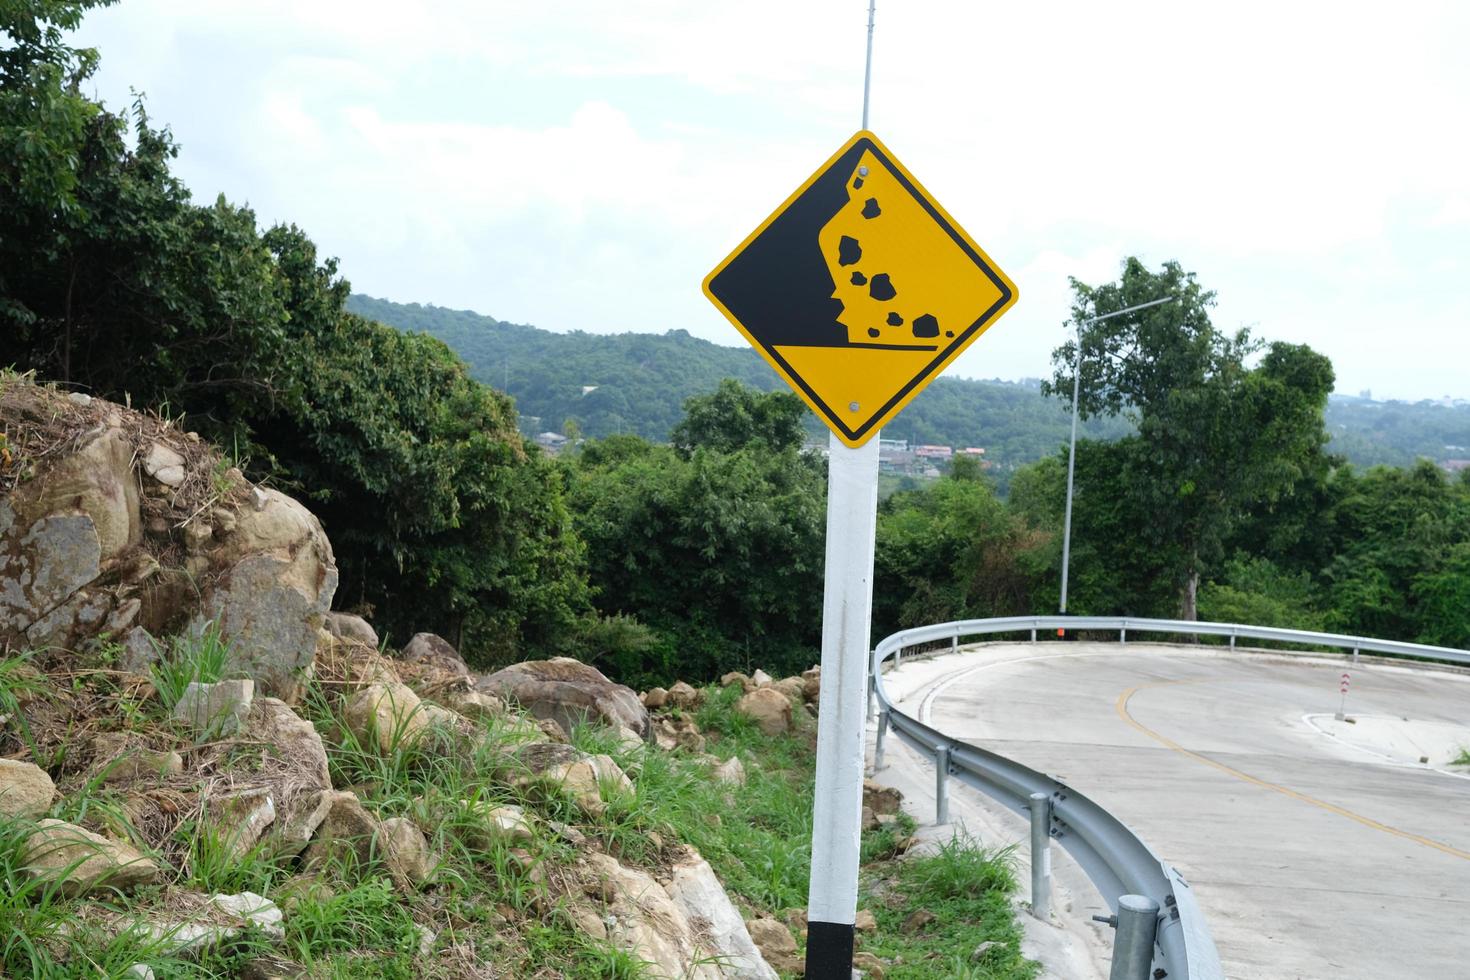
[1352,647,1360,664]
[934,746,950,824]
[1120,627,1127,644]
[874,710,889,770]
[1031,627,1037,642]
[1028,792,1051,920]
[1108,895,1160,980]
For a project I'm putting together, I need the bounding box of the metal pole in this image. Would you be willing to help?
[874,710,889,770]
[808,13,880,975]
[1058,297,1170,618]
[1059,329,1082,616]
[861,0,876,130]
[1028,792,1051,920]
[1109,895,1160,980]
[806,433,880,980]
[934,746,950,824]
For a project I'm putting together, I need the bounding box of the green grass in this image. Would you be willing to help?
[149,623,232,711]
[858,832,1038,979]
[3,667,1038,978]
[1453,747,1470,766]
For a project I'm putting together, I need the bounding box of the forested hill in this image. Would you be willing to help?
[347,294,1470,470]
[345,294,1132,466]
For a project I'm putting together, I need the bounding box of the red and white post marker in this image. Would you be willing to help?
[1336,671,1351,721]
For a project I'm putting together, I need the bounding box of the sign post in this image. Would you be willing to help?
[701,12,1017,976]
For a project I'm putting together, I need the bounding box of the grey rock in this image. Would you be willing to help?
[325,611,379,648]
[400,632,468,677]
[479,657,650,739]
[142,443,187,488]
[0,511,101,643]
[173,679,254,735]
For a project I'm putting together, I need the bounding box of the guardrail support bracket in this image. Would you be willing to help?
[934,746,951,824]
[1028,792,1052,920]
[1108,895,1160,980]
[874,710,889,770]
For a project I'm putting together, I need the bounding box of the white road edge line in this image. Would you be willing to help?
[1300,712,1470,782]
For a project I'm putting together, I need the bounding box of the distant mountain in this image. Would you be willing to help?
[1324,395,1470,469]
[346,294,1469,474]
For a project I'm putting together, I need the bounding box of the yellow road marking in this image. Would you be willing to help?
[1116,683,1470,862]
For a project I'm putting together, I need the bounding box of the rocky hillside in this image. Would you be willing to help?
[0,374,1034,979]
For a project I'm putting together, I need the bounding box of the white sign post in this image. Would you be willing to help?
[805,432,880,976]
[698,6,1017,975]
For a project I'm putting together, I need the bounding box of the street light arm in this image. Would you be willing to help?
[1079,295,1171,328]
[1059,294,1171,616]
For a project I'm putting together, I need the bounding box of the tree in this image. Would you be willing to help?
[1320,461,1470,645]
[1045,259,1335,618]
[874,476,1044,638]
[671,379,809,457]
[566,427,827,683]
[0,10,590,662]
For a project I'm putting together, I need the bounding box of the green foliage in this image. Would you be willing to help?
[1197,557,1324,631]
[671,378,808,456]
[859,832,1037,980]
[1319,462,1470,646]
[1043,259,1336,618]
[874,474,1044,637]
[148,623,230,711]
[0,21,589,664]
[566,430,825,684]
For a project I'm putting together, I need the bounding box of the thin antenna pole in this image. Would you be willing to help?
[861,0,876,129]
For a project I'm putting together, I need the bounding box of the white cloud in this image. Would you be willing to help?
[72,0,1470,399]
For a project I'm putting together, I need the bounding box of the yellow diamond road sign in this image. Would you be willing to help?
[703,130,1018,448]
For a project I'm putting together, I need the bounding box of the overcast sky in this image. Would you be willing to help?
[74,0,1469,401]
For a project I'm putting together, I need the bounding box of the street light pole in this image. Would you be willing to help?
[1058,296,1170,618]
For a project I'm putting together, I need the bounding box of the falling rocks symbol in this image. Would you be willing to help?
[703,130,1018,447]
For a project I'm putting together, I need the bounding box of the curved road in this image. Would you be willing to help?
[886,642,1470,980]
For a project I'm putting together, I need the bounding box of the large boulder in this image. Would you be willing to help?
[173,679,254,736]
[0,401,142,650]
[513,742,629,817]
[478,658,650,739]
[203,788,277,858]
[301,791,381,873]
[245,697,332,793]
[377,816,434,893]
[664,850,778,979]
[190,488,337,700]
[0,381,337,696]
[583,852,722,979]
[344,682,429,753]
[0,759,55,817]
[735,688,792,736]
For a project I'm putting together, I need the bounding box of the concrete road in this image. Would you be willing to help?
[875,642,1470,980]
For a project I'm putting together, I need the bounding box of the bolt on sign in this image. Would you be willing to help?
[703,130,1019,447]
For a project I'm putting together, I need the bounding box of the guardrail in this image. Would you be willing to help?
[869,615,1470,980]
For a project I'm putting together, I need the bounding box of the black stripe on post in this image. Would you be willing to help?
[805,920,855,978]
